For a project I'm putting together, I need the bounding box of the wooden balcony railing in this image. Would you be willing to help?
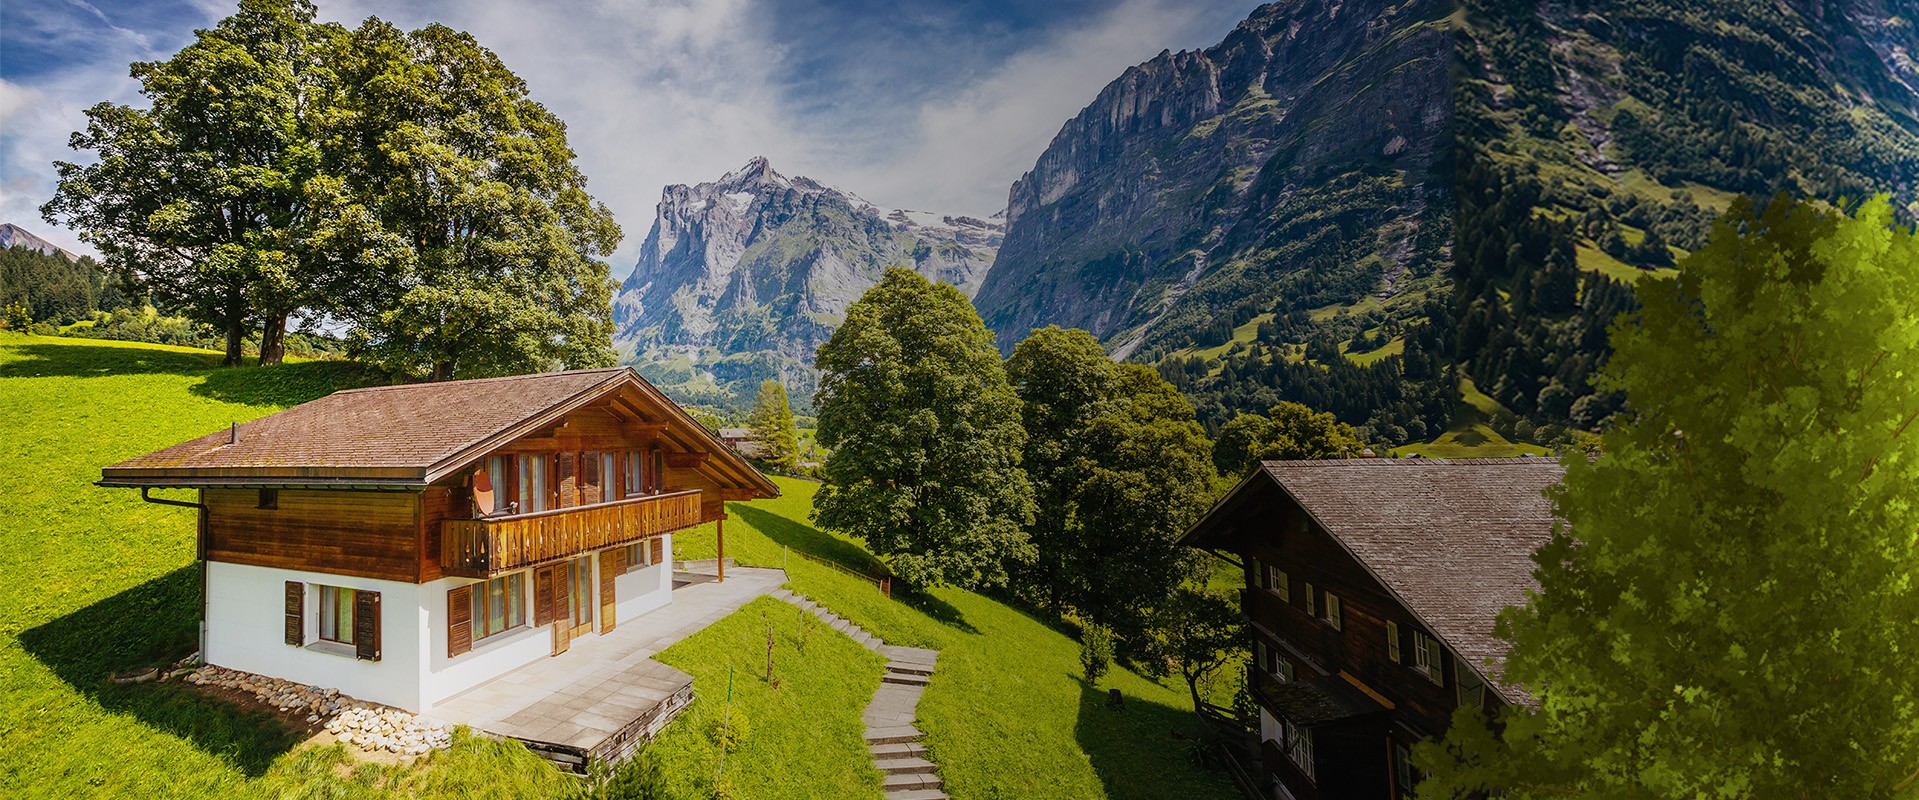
[441,490,703,577]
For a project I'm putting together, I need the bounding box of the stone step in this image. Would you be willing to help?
[864,724,922,744]
[882,791,949,800]
[830,618,850,632]
[771,588,795,600]
[870,741,927,759]
[882,672,931,687]
[882,772,942,791]
[877,645,939,666]
[885,661,934,676]
[875,756,938,775]
[855,631,878,645]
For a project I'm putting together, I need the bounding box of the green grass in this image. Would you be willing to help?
[1342,336,1404,366]
[646,596,886,799]
[2,333,1235,799]
[0,333,577,798]
[676,480,1237,799]
[1392,376,1550,459]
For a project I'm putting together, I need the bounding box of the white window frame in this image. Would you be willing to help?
[317,584,357,646]
[1287,722,1316,779]
[1323,592,1342,630]
[625,538,656,570]
[1414,633,1445,687]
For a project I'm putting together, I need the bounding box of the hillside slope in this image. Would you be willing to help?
[1454,0,1919,430]
[612,157,1000,410]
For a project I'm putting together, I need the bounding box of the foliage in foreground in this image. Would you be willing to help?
[813,267,1036,590]
[1416,196,1919,798]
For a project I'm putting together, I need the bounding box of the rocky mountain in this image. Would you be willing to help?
[612,157,1001,409]
[0,224,78,261]
[974,0,1453,362]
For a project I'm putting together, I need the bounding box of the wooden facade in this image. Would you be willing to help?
[1185,461,1559,800]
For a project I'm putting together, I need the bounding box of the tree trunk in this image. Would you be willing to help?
[258,311,288,366]
[222,298,246,367]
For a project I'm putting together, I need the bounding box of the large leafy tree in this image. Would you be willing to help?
[1211,401,1364,476]
[1068,363,1215,635]
[1008,326,1214,635]
[813,268,1035,589]
[1142,586,1245,715]
[747,379,801,472]
[1416,196,1919,798]
[327,21,621,379]
[43,0,343,366]
[1006,326,1121,611]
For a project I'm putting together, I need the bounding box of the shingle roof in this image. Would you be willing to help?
[99,367,780,498]
[1260,457,1565,705]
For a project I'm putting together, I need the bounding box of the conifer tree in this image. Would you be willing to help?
[747,380,800,472]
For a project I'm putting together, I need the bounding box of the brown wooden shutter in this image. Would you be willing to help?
[650,537,665,567]
[582,452,602,505]
[534,566,555,626]
[448,584,474,658]
[284,581,303,646]
[551,561,574,656]
[557,452,579,508]
[651,449,665,492]
[354,589,381,661]
[599,548,622,633]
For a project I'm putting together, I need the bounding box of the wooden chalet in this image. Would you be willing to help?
[99,366,778,714]
[1183,458,1564,800]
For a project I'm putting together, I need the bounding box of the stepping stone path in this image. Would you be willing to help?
[771,588,947,800]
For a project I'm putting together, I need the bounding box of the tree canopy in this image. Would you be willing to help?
[1416,195,1919,798]
[747,379,801,473]
[812,268,1035,590]
[1211,400,1364,476]
[42,0,620,376]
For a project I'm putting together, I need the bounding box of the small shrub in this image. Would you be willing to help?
[1080,623,1113,687]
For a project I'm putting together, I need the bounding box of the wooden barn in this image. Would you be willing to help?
[1183,457,1564,800]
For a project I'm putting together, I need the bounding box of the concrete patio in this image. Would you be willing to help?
[425,563,785,769]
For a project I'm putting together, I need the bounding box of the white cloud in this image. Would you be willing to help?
[4,0,1257,271]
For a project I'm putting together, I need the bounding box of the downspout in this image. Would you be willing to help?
[141,487,211,660]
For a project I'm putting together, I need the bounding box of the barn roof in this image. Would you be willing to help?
[1187,457,1565,705]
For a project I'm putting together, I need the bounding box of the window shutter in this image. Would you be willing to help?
[599,548,622,633]
[1304,583,1316,616]
[650,537,665,566]
[1456,657,1485,707]
[534,567,556,626]
[1387,621,1401,662]
[448,585,474,658]
[353,590,381,661]
[1325,594,1342,630]
[1275,569,1289,599]
[284,581,303,646]
[1425,637,1446,687]
[1250,560,1264,589]
[557,452,579,508]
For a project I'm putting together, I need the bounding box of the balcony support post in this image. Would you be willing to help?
[717,518,725,583]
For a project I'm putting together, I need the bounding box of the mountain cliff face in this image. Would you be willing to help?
[974,0,1454,367]
[0,224,79,262]
[612,157,1000,408]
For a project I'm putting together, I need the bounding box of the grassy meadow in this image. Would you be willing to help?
[0,332,1234,799]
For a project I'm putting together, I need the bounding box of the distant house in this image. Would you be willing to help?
[716,427,769,459]
[99,367,778,715]
[1182,458,1563,800]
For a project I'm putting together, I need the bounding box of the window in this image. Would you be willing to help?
[318,585,357,645]
[1303,582,1316,617]
[1323,593,1342,630]
[470,573,526,641]
[483,454,506,510]
[1387,620,1401,662]
[601,452,617,501]
[1271,567,1289,599]
[1395,744,1416,797]
[519,455,548,512]
[257,488,278,509]
[1250,559,1265,589]
[1456,657,1485,707]
[626,539,653,569]
[1275,654,1295,682]
[1414,632,1445,687]
[1287,723,1316,779]
[625,451,644,496]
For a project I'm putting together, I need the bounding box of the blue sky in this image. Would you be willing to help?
[2,0,1260,273]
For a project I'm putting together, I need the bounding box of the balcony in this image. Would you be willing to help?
[441,490,703,578]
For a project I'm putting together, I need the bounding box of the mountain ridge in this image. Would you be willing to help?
[0,224,80,262]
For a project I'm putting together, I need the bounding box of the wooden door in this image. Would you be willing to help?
[568,555,594,638]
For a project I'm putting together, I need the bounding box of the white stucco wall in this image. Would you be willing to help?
[614,533,673,623]
[204,561,424,711]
